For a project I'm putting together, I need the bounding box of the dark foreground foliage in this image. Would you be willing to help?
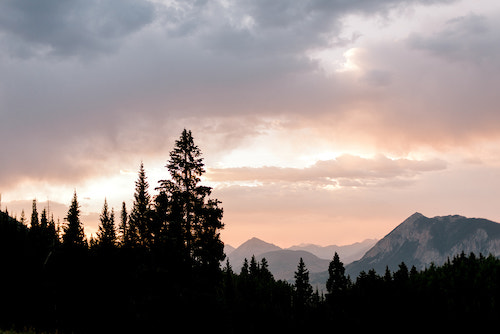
[1,130,500,332]
[3,202,500,333]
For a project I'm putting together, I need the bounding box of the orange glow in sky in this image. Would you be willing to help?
[2,0,500,248]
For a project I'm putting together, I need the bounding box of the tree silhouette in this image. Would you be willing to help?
[161,129,205,256]
[249,255,259,277]
[294,257,313,313]
[30,199,39,230]
[62,191,86,249]
[259,257,273,282]
[128,162,152,248]
[19,209,26,226]
[240,258,249,276]
[119,201,129,246]
[157,129,224,279]
[96,199,116,249]
[326,252,349,301]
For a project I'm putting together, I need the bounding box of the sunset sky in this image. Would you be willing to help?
[2,0,500,248]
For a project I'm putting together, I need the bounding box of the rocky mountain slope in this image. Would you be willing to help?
[346,212,500,277]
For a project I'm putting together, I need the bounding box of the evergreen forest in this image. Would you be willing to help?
[0,130,499,333]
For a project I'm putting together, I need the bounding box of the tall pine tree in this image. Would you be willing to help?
[119,201,129,246]
[157,129,224,281]
[326,252,349,298]
[294,257,313,312]
[128,162,152,248]
[30,199,39,230]
[62,191,86,250]
[96,199,116,249]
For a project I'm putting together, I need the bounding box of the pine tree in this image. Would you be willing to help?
[128,162,152,248]
[394,262,409,284]
[119,201,128,246]
[48,214,58,247]
[240,258,249,276]
[384,265,392,283]
[161,129,205,257]
[40,208,48,230]
[326,252,348,298]
[40,208,57,251]
[62,191,86,250]
[259,257,274,282]
[294,257,313,311]
[19,210,26,226]
[29,200,44,260]
[249,255,259,277]
[157,129,224,275]
[96,199,117,249]
[30,199,39,230]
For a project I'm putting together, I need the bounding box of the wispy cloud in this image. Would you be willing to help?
[208,154,447,188]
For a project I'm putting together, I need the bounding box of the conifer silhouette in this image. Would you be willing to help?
[294,257,313,312]
[62,191,86,249]
[96,199,116,249]
[157,129,224,279]
[128,162,152,248]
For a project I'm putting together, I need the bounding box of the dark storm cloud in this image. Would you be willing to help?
[0,0,155,57]
[159,0,458,56]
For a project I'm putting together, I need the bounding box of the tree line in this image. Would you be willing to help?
[218,250,500,332]
[0,129,225,333]
[0,129,499,332]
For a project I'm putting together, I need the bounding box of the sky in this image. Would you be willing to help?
[2,0,500,248]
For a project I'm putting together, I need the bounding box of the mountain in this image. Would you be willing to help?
[287,239,377,263]
[346,212,500,277]
[226,237,281,270]
[226,237,331,287]
[224,244,235,256]
[256,250,330,281]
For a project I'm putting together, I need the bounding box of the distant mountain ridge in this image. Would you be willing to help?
[257,250,330,281]
[225,237,376,270]
[225,237,281,270]
[346,212,500,277]
[287,239,377,263]
[225,237,377,285]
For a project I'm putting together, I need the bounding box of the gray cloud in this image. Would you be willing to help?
[160,0,458,56]
[3,0,500,246]
[0,0,487,192]
[408,12,500,64]
[0,0,155,58]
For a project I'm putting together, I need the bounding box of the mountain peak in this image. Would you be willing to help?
[239,237,280,249]
[227,237,281,269]
[402,212,425,224]
[347,213,500,277]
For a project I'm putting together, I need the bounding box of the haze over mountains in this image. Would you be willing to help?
[225,237,376,281]
[227,213,500,283]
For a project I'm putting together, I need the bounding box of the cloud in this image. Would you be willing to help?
[4,0,500,248]
[217,159,500,246]
[0,0,155,58]
[158,0,458,57]
[0,0,492,194]
[207,154,447,188]
[407,12,500,65]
